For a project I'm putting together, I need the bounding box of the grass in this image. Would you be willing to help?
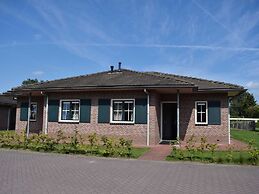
[131,147,150,158]
[231,128,259,149]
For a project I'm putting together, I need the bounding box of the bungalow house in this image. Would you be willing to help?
[9,66,244,146]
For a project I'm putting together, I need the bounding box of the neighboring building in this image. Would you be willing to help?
[0,95,16,130]
[9,67,244,146]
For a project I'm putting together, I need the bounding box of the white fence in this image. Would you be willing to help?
[230,118,259,123]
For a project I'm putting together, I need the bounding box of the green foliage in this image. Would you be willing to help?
[226,146,233,163]
[88,133,98,147]
[56,129,65,144]
[185,135,197,161]
[70,129,79,150]
[247,140,259,165]
[22,78,44,85]
[231,129,259,149]
[168,135,258,165]
[256,121,259,129]
[0,131,136,158]
[247,105,259,118]
[230,91,257,118]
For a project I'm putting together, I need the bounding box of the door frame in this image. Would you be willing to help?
[160,101,178,142]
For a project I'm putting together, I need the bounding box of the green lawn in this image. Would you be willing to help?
[231,128,259,149]
[131,147,150,158]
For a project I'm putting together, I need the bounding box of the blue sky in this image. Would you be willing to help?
[0,0,259,101]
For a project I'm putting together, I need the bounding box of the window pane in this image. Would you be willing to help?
[113,111,122,121]
[197,104,202,112]
[112,100,134,122]
[62,111,69,120]
[61,101,79,121]
[197,113,202,122]
[129,111,133,121]
[30,104,37,120]
[202,113,206,122]
[113,102,122,110]
[62,102,70,111]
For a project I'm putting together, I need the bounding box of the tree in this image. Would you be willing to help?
[230,91,256,118]
[22,78,43,85]
[247,105,259,118]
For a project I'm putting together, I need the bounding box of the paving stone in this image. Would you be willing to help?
[0,149,258,194]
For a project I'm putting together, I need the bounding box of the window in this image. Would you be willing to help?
[30,102,37,121]
[111,99,134,123]
[59,100,80,122]
[195,101,208,124]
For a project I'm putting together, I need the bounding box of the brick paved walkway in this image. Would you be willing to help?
[138,145,171,160]
[1,149,258,194]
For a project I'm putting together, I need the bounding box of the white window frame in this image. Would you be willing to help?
[110,99,135,124]
[59,99,80,123]
[30,102,37,122]
[195,101,208,125]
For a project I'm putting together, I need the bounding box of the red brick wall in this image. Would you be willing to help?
[179,93,229,144]
[15,91,229,146]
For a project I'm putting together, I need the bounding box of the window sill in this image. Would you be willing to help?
[110,121,135,125]
[58,120,80,123]
[195,123,208,126]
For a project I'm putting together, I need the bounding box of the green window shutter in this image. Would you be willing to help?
[208,101,221,125]
[20,102,28,121]
[135,98,147,124]
[98,99,110,123]
[80,99,91,123]
[48,100,59,122]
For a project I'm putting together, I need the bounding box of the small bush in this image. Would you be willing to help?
[247,140,259,165]
[0,130,135,158]
[88,133,98,147]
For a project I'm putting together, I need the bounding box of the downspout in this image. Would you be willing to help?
[228,97,231,144]
[44,94,48,135]
[26,93,31,138]
[177,90,180,141]
[144,89,150,146]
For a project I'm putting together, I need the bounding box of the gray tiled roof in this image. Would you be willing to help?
[0,95,17,106]
[11,69,244,92]
[146,72,243,90]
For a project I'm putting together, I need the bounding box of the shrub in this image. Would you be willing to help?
[226,147,233,163]
[70,129,79,150]
[185,135,197,161]
[88,133,98,147]
[101,136,115,157]
[56,129,65,144]
[247,140,259,165]
[207,143,217,162]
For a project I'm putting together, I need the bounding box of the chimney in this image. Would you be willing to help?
[118,62,122,71]
[110,65,114,72]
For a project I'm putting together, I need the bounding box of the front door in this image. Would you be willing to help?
[162,103,177,141]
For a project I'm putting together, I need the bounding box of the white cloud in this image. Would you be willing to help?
[246,81,259,89]
[32,71,44,76]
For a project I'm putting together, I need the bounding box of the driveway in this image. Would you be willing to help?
[0,149,258,194]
